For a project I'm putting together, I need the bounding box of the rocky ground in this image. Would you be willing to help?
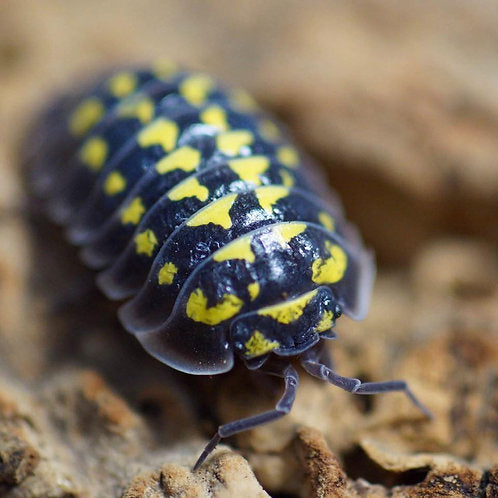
[1,1,497,496]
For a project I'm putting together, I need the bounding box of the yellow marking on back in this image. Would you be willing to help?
[247,282,260,301]
[228,156,270,186]
[216,130,254,155]
[79,136,108,171]
[69,97,104,136]
[153,59,178,80]
[258,289,318,324]
[312,241,347,284]
[229,88,259,112]
[158,262,178,285]
[213,235,255,263]
[168,176,209,202]
[318,211,335,232]
[255,185,289,214]
[103,171,127,196]
[187,194,237,229]
[155,146,201,175]
[277,146,299,169]
[186,288,243,325]
[259,119,281,141]
[108,72,137,98]
[279,168,295,187]
[274,223,307,245]
[120,197,146,225]
[200,105,228,131]
[118,95,154,123]
[137,118,179,152]
[179,74,214,106]
[134,229,158,257]
[316,310,334,333]
[244,331,280,358]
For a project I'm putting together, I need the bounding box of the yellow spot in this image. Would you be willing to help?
[138,118,179,152]
[186,288,243,325]
[259,289,318,324]
[312,241,347,284]
[229,88,259,113]
[279,168,295,187]
[104,171,127,196]
[120,197,146,225]
[277,146,299,169]
[259,119,281,141]
[155,146,201,175]
[69,98,104,136]
[168,176,209,202]
[187,194,237,229]
[316,310,334,333]
[158,262,178,285]
[200,105,228,131]
[228,156,270,186]
[318,211,335,232]
[247,282,260,301]
[244,331,280,358]
[213,235,255,263]
[216,130,253,155]
[118,95,154,123]
[255,186,289,214]
[108,72,137,98]
[179,74,214,106]
[274,223,307,245]
[153,59,178,80]
[79,136,108,171]
[134,229,158,257]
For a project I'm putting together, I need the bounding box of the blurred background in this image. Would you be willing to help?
[0,1,497,496]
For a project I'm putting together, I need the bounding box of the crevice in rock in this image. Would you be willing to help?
[341,445,430,488]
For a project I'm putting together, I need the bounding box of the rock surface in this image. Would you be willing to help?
[1,1,497,496]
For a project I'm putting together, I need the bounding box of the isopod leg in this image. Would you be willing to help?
[301,354,432,418]
[192,363,299,471]
[317,341,335,371]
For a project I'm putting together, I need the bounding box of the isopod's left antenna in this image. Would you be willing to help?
[193,363,299,471]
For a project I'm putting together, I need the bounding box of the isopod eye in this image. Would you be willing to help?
[334,304,343,319]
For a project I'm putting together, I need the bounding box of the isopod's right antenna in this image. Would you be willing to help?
[301,345,432,418]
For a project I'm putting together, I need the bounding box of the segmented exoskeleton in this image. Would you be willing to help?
[27,62,430,469]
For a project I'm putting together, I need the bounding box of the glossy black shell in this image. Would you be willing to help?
[27,63,375,375]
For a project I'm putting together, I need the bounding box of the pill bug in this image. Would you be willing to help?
[26,62,431,470]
